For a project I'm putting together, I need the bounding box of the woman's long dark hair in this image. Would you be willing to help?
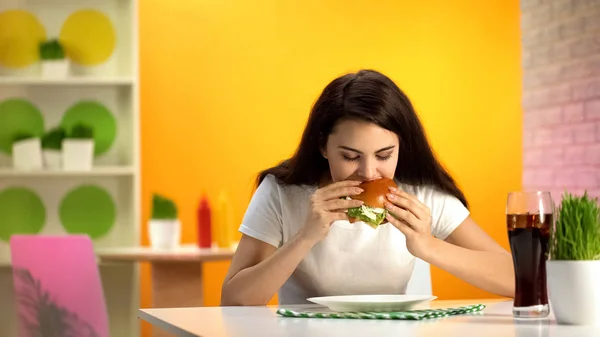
[257,69,468,208]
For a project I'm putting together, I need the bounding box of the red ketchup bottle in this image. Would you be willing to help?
[197,195,212,248]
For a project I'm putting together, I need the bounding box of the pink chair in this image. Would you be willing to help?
[10,235,110,337]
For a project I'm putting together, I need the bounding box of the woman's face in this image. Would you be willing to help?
[323,119,399,183]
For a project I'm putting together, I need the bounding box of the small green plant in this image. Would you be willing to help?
[39,39,65,61]
[12,132,37,144]
[549,191,600,261]
[68,123,94,139]
[152,194,178,220]
[41,127,66,150]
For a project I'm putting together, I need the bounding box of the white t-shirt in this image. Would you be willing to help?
[238,174,470,304]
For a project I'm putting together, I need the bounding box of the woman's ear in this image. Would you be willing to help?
[319,133,328,159]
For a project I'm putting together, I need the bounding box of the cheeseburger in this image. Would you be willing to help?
[345,178,398,229]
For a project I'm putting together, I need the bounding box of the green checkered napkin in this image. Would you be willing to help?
[276,304,486,320]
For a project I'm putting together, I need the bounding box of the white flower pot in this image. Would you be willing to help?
[62,139,94,171]
[149,219,181,250]
[41,59,70,78]
[547,260,600,325]
[12,138,42,170]
[42,149,62,169]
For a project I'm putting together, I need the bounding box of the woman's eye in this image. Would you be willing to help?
[377,154,392,161]
[342,153,391,162]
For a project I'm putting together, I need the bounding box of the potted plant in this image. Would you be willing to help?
[39,39,69,78]
[149,193,181,250]
[41,126,66,169]
[11,132,42,170]
[62,123,94,171]
[546,191,600,325]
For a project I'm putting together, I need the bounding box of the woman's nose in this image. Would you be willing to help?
[358,159,378,181]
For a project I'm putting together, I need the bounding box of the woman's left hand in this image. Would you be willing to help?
[384,187,434,257]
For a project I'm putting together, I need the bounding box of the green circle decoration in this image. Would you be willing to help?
[0,98,45,154]
[59,185,116,239]
[61,100,117,156]
[0,187,46,242]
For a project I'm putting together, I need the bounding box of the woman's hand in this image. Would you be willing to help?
[299,180,364,245]
[384,187,434,257]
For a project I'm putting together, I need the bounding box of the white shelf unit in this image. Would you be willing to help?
[0,77,135,86]
[0,166,136,177]
[0,0,140,337]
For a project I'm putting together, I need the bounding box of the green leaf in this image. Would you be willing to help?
[41,126,66,150]
[39,39,65,60]
[549,191,600,261]
[12,132,36,144]
[151,193,178,220]
[67,123,94,139]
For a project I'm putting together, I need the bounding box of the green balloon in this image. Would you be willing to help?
[59,185,116,239]
[0,99,45,154]
[0,187,46,242]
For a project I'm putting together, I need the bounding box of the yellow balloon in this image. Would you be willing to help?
[60,9,116,66]
[0,10,46,68]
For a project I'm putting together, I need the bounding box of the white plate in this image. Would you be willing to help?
[307,294,437,312]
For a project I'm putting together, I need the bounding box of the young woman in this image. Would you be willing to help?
[221,69,514,306]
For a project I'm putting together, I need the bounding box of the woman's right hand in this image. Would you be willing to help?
[299,180,365,245]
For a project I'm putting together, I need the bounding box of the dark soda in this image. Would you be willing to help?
[507,213,552,308]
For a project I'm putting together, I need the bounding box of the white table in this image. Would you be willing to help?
[138,299,600,337]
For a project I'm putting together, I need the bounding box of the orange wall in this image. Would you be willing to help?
[139,0,521,334]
